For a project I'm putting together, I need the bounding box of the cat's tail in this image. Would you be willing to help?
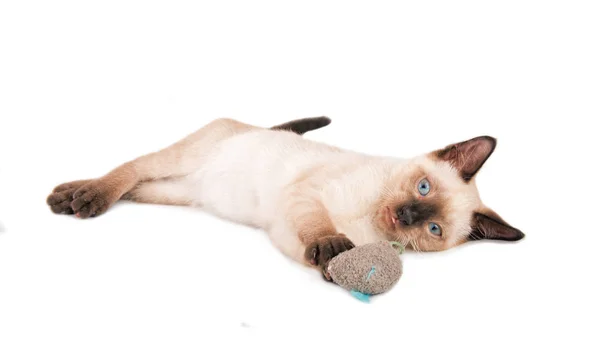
[270,116,331,135]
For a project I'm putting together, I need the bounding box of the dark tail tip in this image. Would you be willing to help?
[270,116,332,135]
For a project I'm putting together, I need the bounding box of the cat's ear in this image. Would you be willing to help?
[469,209,525,242]
[433,136,497,182]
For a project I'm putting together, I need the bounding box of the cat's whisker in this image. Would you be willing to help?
[396,234,410,250]
[410,239,422,253]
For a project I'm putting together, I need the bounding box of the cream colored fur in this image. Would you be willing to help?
[123,118,483,264]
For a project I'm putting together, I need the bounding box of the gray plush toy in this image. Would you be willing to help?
[326,241,404,302]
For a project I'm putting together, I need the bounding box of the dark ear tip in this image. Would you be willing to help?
[505,229,525,242]
[514,230,526,241]
[479,135,497,146]
[476,136,497,158]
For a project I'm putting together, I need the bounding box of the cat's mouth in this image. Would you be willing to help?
[385,206,399,230]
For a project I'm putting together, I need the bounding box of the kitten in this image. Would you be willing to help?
[46,117,524,279]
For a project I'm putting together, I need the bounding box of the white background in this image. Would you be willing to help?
[1,1,599,347]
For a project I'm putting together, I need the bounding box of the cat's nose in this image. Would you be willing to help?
[397,206,418,226]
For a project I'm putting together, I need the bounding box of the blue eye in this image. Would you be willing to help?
[428,222,441,236]
[418,179,430,196]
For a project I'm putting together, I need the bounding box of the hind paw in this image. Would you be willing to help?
[47,180,92,214]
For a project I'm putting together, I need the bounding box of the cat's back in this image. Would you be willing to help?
[202,128,347,178]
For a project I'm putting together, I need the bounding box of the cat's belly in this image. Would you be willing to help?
[183,129,341,229]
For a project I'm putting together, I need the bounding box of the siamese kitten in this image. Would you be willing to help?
[46,117,524,279]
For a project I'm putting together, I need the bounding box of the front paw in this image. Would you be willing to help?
[304,234,355,280]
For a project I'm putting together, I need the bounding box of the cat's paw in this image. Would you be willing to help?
[70,180,117,218]
[47,179,93,214]
[304,234,355,280]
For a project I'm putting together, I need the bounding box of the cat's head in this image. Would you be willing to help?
[376,136,524,251]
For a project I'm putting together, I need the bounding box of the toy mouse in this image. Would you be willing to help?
[326,241,404,302]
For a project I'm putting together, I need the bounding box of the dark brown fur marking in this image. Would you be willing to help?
[47,179,93,214]
[435,136,497,182]
[396,200,438,226]
[271,116,331,135]
[469,212,525,241]
[304,233,355,281]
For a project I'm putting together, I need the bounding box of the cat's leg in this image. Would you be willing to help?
[270,186,355,279]
[46,118,257,218]
[122,178,194,206]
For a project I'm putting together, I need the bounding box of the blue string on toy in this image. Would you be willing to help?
[350,290,371,302]
[350,266,377,302]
